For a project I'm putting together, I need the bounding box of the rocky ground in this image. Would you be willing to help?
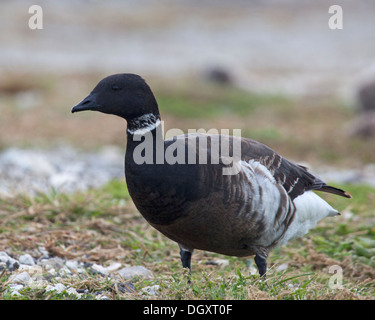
[1,249,157,299]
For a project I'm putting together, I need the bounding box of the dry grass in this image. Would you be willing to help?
[0,180,374,300]
[0,71,375,300]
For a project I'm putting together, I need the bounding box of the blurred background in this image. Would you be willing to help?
[1,0,375,195]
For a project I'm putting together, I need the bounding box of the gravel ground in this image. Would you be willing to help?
[1,249,157,299]
[0,145,124,197]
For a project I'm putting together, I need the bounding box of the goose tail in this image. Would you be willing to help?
[317,185,352,199]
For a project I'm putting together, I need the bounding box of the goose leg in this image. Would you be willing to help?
[179,248,193,272]
[254,254,267,278]
[179,246,193,284]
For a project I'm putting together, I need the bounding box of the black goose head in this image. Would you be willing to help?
[71,73,160,121]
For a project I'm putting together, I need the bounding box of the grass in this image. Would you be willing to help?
[0,180,374,300]
[0,72,375,300]
[157,84,290,119]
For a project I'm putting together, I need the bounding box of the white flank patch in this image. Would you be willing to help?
[280,191,339,245]
[247,159,276,183]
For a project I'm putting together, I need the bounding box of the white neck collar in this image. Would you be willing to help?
[127,113,161,135]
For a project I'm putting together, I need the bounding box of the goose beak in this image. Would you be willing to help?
[71,94,97,113]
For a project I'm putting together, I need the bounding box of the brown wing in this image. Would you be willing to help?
[239,137,351,199]
[164,133,351,201]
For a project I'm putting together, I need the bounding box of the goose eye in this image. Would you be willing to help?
[112,84,120,91]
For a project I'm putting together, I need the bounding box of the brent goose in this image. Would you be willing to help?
[72,73,351,278]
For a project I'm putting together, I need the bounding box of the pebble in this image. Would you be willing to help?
[19,254,35,266]
[1,249,153,300]
[117,266,154,280]
[8,284,23,297]
[92,263,108,275]
[11,271,31,284]
[105,262,122,273]
[46,283,66,293]
[0,145,124,197]
[0,251,19,270]
[276,263,289,272]
[141,285,160,296]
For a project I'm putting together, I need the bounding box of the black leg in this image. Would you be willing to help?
[254,254,267,278]
[179,248,193,284]
[179,248,192,272]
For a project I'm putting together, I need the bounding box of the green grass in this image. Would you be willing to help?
[1,73,375,299]
[156,85,290,119]
[0,180,374,300]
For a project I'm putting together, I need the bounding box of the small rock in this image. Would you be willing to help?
[276,263,289,272]
[8,284,24,297]
[11,271,31,284]
[38,246,49,259]
[65,260,85,273]
[205,67,233,85]
[66,287,82,299]
[111,282,136,294]
[117,266,154,280]
[58,266,72,276]
[18,264,43,278]
[46,283,66,293]
[8,284,23,292]
[0,251,19,270]
[92,263,108,275]
[141,285,160,296]
[28,279,49,290]
[105,262,122,273]
[39,256,65,271]
[65,260,79,270]
[19,254,35,266]
[357,79,375,112]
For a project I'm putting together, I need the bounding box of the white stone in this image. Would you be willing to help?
[58,266,72,276]
[276,263,289,272]
[65,260,79,270]
[0,251,18,266]
[141,285,160,296]
[105,262,122,273]
[11,271,31,284]
[8,284,23,292]
[65,260,85,274]
[117,266,154,280]
[8,284,23,297]
[67,287,82,299]
[46,283,66,293]
[18,264,43,278]
[38,246,49,258]
[92,263,108,275]
[19,254,35,266]
[29,279,48,290]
